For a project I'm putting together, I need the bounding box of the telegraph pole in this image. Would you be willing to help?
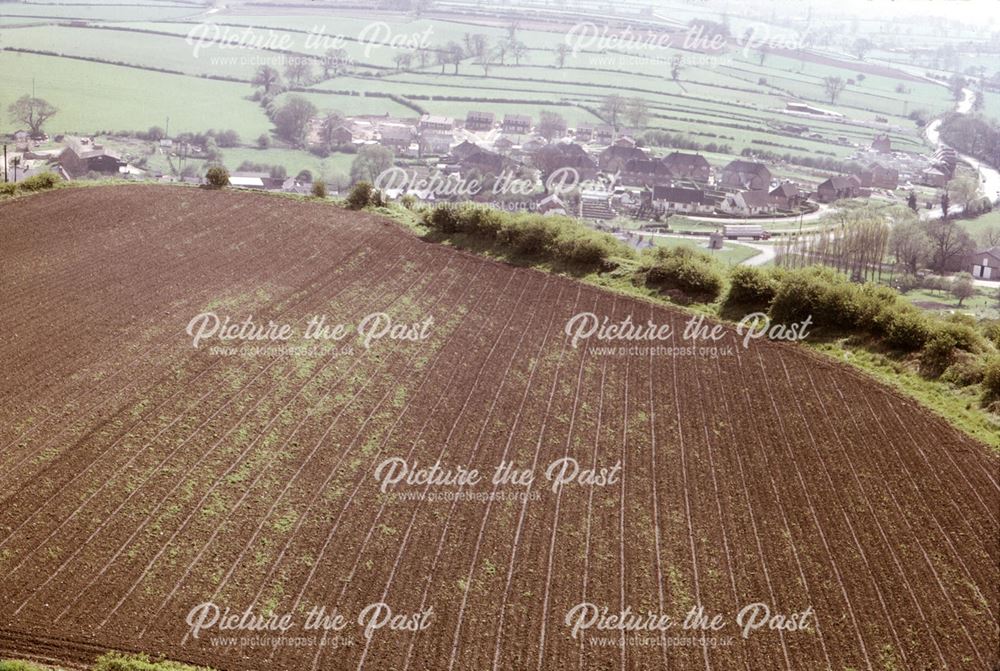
[3,145,7,183]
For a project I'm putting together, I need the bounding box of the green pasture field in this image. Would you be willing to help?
[0,51,271,137]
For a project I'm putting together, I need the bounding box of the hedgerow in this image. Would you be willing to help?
[640,246,725,302]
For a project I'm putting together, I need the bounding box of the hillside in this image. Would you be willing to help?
[0,185,997,670]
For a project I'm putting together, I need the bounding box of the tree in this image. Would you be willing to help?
[555,43,571,68]
[670,55,683,82]
[321,48,348,78]
[537,111,567,140]
[146,126,166,142]
[311,181,327,198]
[272,95,317,146]
[601,95,626,131]
[251,66,282,95]
[206,166,229,189]
[215,130,240,148]
[476,48,496,77]
[349,144,394,184]
[951,274,976,306]
[907,190,918,212]
[446,42,464,75]
[941,191,950,219]
[509,40,528,65]
[257,133,271,149]
[7,96,58,136]
[624,97,650,129]
[822,76,846,103]
[284,59,313,87]
[949,74,967,102]
[925,218,975,272]
[947,173,980,214]
[888,216,933,274]
[851,37,873,60]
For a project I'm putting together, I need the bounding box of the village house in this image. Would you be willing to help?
[651,186,715,214]
[56,137,126,178]
[620,158,673,187]
[934,147,958,178]
[378,125,417,155]
[465,110,495,131]
[593,125,615,144]
[537,193,567,216]
[493,136,515,154]
[419,115,455,134]
[720,190,776,216]
[816,175,863,203]
[970,246,1000,280]
[871,133,892,154]
[853,162,899,190]
[575,123,595,142]
[662,152,711,183]
[419,134,452,157]
[327,125,354,149]
[459,149,506,175]
[598,145,648,172]
[769,182,805,210]
[719,160,772,191]
[919,166,949,188]
[532,143,598,180]
[502,114,532,135]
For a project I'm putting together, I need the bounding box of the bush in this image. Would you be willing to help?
[93,652,215,671]
[982,356,1000,402]
[311,181,327,198]
[0,183,17,196]
[344,181,383,209]
[724,265,780,311]
[920,328,960,377]
[17,172,60,192]
[0,661,51,671]
[879,306,932,351]
[941,354,986,387]
[642,246,725,302]
[205,166,229,189]
[420,205,632,272]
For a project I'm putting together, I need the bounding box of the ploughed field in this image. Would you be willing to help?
[0,185,997,671]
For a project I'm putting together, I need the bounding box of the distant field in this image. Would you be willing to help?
[0,51,270,137]
[0,1,949,168]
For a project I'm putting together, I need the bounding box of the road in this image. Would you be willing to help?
[685,204,831,225]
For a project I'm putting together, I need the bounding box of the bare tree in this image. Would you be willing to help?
[822,76,846,103]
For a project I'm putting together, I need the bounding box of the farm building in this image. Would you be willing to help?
[56,137,125,178]
[378,125,417,154]
[326,125,354,149]
[970,246,1000,280]
[419,134,452,156]
[465,110,495,131]
[502,114,532,134]
[663,152,711,183]
[719,160,772,191]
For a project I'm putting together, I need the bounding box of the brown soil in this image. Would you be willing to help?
[0,185,996,671]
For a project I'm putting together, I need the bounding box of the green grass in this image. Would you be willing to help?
[812,342,1000,449]
[956,209,1000,242]
[647,234,761,265]
[0,51,271,137]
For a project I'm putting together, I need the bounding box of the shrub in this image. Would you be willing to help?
[92,652,215,671]
[642,246,725,302]
[724,265,780,311]
[0,661,51,671]
[879,306,932,351]
[17,172,60,192]
[311,181,327,198]
[0,183,16,196]
[982,321,1000,349]
[941,354,986,387]
[205,166,229,189]
[920,328,960,377]
[982,356,1000,402]
[344,181,380,209]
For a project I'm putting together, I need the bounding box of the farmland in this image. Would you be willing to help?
[0,0,960,179]
[0,185,997,670]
